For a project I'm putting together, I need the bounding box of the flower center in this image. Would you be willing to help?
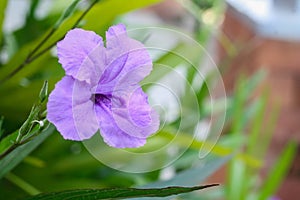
[94,93,112,108]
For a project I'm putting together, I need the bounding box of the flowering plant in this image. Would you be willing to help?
[48,24,159,148]
[0,1,295,200]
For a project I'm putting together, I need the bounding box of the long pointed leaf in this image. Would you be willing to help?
[26,185,219,200]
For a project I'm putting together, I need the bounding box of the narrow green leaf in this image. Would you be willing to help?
[0,129,18,154]
[258,141,297,200]
[227,159,245,200]
[17,80,47,143]
[53,0,81,29]
[247,96,267,155]
[259,102,280,159]
[0,124,55,178]
[26,185,218,200]
[17,105,39,142]
[231,71,265,134]
[231,75,249,134]
[39,80,48,103]
[240,93,270,200]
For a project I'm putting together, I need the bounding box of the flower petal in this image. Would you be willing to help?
[47,76,98,140]
[76,44,106,85]
[95,103,146,148]
[57,28,103,82]
[111,87,160,139]
[96,24,152,94]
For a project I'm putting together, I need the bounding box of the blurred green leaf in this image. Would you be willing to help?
[0,116,4,139]
[230,70,265,133]
[5,172,40,195]
[226,71,268,200]
[143,156,228,189]
[26,184,218,200]
[143,42,201,86]
[259,103,280,158]
[240,93,269,200]
[54,0,81,29]
[82,0,161,30]
[0,124,55,178]
[0,0,7,45]
[160,129,261,168]
[258,141,297,200]
[227,159,245,200]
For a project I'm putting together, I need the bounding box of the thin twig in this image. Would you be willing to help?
[0,0,100,84]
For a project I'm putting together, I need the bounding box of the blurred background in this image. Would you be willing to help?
[0,0,299,199]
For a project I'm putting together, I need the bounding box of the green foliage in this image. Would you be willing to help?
[224,72,296,200]
[0,80,49,160]
[258,142,297,200]
[0,0,294,199]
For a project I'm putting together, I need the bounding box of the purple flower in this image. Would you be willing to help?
[47,24,159,148]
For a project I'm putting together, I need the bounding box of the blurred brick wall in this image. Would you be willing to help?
[218,7,300,200]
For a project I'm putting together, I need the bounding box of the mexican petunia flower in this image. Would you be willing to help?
[47,24,159,148]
